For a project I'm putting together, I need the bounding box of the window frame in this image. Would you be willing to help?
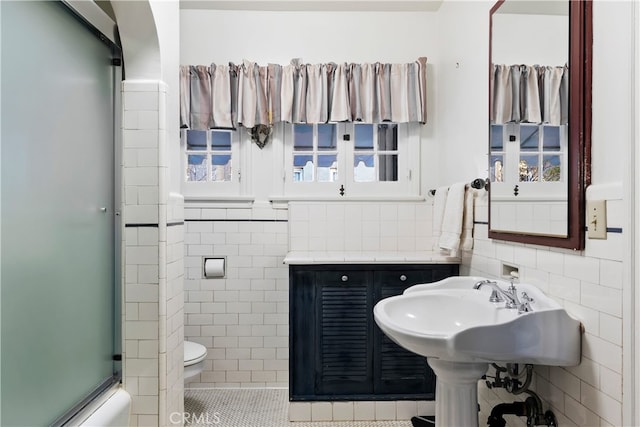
[181,128,248,198]
[282,122,420,198]
[490,122,568,201]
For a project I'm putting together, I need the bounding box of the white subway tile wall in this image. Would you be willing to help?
[288,202,434,253]
[469,191,624,426]
[183,206,289,388]
[122,80,184,426]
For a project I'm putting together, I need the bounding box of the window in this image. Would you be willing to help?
[490,123,567,200]
[284,123,419,198]
[292,124,339,183]
[182,129,246,197]
[353,123,399,182]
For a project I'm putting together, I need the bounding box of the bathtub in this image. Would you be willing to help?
[70,386,131,427]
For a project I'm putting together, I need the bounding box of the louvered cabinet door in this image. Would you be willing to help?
[373,268,438,397]
[314,270,373,396]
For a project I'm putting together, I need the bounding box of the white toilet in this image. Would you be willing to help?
[184,341,207,381]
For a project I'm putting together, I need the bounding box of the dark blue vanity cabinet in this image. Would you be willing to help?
[289,263,459,401]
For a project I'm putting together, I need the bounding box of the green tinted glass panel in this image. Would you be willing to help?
[2,2,115,425]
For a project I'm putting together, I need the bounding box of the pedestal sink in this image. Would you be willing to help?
[373,276,582,427]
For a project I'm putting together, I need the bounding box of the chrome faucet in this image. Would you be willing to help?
[473,280,532,313]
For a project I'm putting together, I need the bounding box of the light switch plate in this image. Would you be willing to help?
[587,200,607,239]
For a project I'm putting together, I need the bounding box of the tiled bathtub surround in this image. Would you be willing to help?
[468,187,624,426]
[122,80,184,426]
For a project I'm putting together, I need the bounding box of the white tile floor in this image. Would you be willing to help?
[184,386,529,427]
[184,388,413,427]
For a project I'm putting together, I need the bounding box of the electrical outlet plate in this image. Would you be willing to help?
[587,200,607,239]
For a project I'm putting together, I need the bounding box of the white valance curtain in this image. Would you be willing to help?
[491,64,569,126]
[180,57,428,131]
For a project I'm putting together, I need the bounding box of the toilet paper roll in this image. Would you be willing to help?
[204,258,225,278]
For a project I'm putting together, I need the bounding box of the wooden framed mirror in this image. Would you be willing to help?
[488,0,591,250]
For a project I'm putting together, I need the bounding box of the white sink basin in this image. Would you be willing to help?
[374,276,582,366]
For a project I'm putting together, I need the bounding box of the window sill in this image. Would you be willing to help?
[269,195,425,208]
[184,195,255,209]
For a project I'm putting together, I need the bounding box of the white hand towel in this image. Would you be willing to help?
[432,186,449,250]
[438,182,466,253]
[460,186,475,251]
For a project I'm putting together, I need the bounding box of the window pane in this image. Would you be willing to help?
[542,155,562,182]
[378,154,398,181]
[519,155,539,182]
[490,125,503,151]
[317,124,337,151]
[211,131,232,150]
[354,124,374,150]
[543,126,561,151]
[490,155,504,182]
[317,154,338,182]
[187,154,207,181]
[377,124,398,150]
[354,154,375,182]
[294,124,313,151]
[187,130,207,151]
[520,126,540,151]
[293,155,314,182]
[211,155,231,181]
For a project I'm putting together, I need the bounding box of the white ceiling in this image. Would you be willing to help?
[179,0,444,12]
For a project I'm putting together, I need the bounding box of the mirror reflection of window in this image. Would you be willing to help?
[490,125,504,183]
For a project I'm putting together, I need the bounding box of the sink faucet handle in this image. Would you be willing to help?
[520,292,534,303]
[489,290,504,303]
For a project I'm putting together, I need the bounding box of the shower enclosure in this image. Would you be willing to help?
[1,1,121,425]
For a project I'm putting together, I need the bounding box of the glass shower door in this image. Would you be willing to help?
[1,1,118,425]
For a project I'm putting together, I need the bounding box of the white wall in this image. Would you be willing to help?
[492,13,568,65]
[178,1,636,425]
[437,1,633,426]
[180,9,442,197]
[434,0,491,186]
[180,10,439,65]
[149,1,182,195]
[179,7,446,391]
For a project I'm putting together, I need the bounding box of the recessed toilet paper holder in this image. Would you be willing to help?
[203,257,226,279]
